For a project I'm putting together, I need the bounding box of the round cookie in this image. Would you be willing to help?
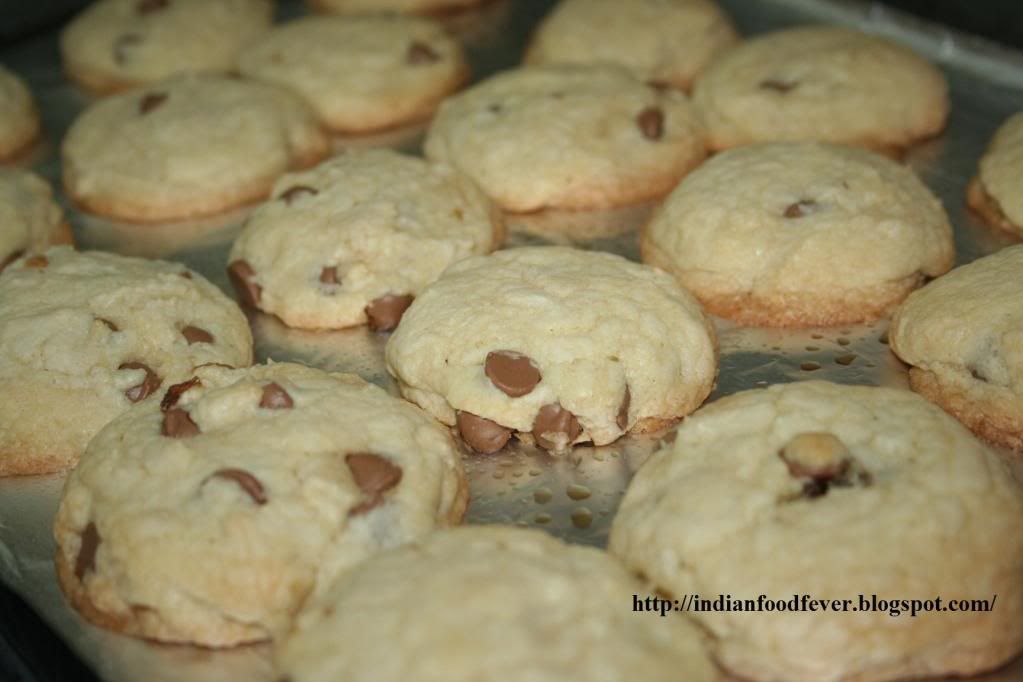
[62,74,329,222]
[54,362,468,646]
[641,142,955,327]
[691,25,948,152]
[423,64,707,212]
[890,245,1023,450]
[308,0,484,15]
[228,149,502,331]
[238,15,470,135]
[525,0,739,91]
[385,246,718,454]
[0,64,40,160]
[276,526,717,682]
[0,170,73,271]
[610,380,1023,682]
[967,112,1023,239]
[0,247,252,476]
[60,0,273,94]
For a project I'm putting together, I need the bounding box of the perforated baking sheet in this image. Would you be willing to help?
[1,0,1022,679]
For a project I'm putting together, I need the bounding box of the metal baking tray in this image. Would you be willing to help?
[1,0,1022,680]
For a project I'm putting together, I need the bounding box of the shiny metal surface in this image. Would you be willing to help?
[0,0,1021,679]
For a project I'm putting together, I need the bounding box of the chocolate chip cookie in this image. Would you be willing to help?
[0,170,73,271]
[0,247,252,475]
[60,0,273,93]
[890,244,1023,450]
[54,362,468,646]
[525,0,739,91]
[238,15,470,134]
[276,526,717,682]
[642,142,955,326]
[967,112,1023,239]
[610,380,1023,682]
[385,246,718,453]
[228,149,502,331]
[62,74,329,222]
[423,64,707,212]
[0,64,40,160]
[692,25,948,152]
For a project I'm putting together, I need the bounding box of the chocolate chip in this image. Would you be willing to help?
[320,266,339,285]
[118,362,162,403]
[484,351,541,397]
[969,366,989,383]
[181,325,213,344]
[113,34,142,64]
[636,107,664,140]
[161,377,200,411]
[74,522,100,580]
[259,382,293,409]
[532,403,582,451]
[802,478,830,498]
[784,199,817,219]
[193,362,234,371]
[139,92,168,115]
[456,411,511,454]
[647,80,671,92]
[137,0,170,13]
[227,260,261,307]
[0,249,24,272]
[24,255,48,269]
[365,294,414,332]
[760,79,797,93]
[98,318,119,332]
[206,468,267,505]
[161,407,199,438]
[179,271,192,279]
[617,386,631,430]
[487,103,502,114]
[346,453,402,514]
[407,41,439,64]
[280,185,318,205]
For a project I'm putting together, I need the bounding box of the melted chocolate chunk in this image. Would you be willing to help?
[207,468,267,505]
[484,351,541,397]
[407,41,440,64]
[456,411,510,454]
[365,294,414,332]
[532,403,582,451]
[636,107,664,140]
[259,382,293,409]
[161,407,199,438]
[161,377,201,411]
[281,185,318,205]
[139,92,168,115]
[181,325,214,344]
[118,362,162,402]
[227,260,261,307]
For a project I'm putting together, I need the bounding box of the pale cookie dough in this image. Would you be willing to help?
[228,149,501,331]
[692,25,948,152]
[0,64,40,160]
[424,64,707,212]
[967,112,1023,239]
[610,380,1023,682]
[642,142,955,327]
[308,0,485,15]
[54,362,468,646]
[890,245,1023,450]
[0,247,252,476]
[238,15,470,134]
[276,526,717,682]
[60,0,273,93]
[525,0,739,91]
[385,246,717,454]
[0,170,73,271]
[62,74,329,222]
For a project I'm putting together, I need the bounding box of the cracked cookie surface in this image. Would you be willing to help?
[610,380,1023,682]
[385,246,717,453]
[0,247,252,475]
[228,149,501,330]
[890,244,1023,450]
[54,362,467,646]
[692,25,948,152]
[276,526,717,682]
[641,142,954,326]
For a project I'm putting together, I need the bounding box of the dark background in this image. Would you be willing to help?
[0,1,1021,681]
